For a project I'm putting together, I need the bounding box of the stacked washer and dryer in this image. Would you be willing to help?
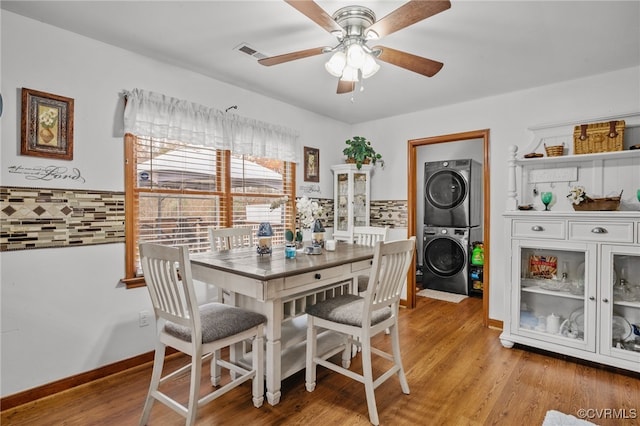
[422,159,482,295]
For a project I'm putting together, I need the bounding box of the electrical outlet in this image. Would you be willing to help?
[139,310,150,327]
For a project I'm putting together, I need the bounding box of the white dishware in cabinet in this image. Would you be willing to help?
[599,244,640,364]
[509,238,597,353]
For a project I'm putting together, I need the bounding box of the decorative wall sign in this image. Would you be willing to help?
[303,146,319,182]
[7,164,86,183]
[21,88,74,160]
[298,183,321,194]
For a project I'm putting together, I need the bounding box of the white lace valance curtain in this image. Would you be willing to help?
[123,88,299,162]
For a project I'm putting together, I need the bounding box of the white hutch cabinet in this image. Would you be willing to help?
[331,164,372,242]
[500,112,640,373]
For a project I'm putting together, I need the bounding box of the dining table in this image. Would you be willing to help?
[190,242,375,405]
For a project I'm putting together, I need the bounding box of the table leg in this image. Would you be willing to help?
[264,298,282,405]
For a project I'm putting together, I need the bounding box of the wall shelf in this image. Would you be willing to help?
[515,148,640,166]
[521,111,640,156]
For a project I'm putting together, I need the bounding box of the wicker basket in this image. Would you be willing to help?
[573,120,625,154]
[572,193,622,211]
[544,143,564,157]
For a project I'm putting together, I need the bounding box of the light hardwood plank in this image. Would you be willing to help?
[2,296,639,425]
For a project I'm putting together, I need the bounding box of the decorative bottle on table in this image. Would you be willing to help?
[257,222,273,256]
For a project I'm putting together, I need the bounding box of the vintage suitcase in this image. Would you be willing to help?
[573,120,625,154]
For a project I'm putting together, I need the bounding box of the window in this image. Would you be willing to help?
[123,134,296,287]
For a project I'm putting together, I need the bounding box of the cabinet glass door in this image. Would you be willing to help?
[353,172,368,227]
[336,172,349,233]
[600,245,640,362]
[512,239,596,351]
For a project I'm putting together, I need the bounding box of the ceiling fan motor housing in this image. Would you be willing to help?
[332,6,377,39]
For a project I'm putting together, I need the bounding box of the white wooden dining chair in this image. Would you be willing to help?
[207,227,254,303]
[207,227,256,360]
[139,243,267,426]
[304,237,416,426]
[208,227,254,251]
[352,226,389,293]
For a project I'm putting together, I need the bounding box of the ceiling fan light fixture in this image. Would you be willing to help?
[361,54,380,79]
[346,43,366,68]
[325,51,346,77]
[340,65,359,82]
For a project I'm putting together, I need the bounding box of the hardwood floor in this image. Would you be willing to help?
[2,295,639,425]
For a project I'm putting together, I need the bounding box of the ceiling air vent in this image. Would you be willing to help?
[234,43,268,60]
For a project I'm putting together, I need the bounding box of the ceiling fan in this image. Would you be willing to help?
[258,0,451,94]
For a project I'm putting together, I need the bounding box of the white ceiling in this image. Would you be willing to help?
[3,1,639,124]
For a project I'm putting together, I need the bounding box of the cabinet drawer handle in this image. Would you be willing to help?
[314,273,322,280]
[589,296,595,301]
[591,227,607,234]
[531,225,544,232]
[602,298,609,303]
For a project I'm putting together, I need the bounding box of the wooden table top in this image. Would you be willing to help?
[190,242,374,281]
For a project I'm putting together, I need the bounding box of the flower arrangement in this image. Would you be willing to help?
[296,196,323,229]
[567,186,587,205]
[39,108,58,129]
[269,195,289,210]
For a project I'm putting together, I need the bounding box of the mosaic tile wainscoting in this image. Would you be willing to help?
[1,186,125,251]
[370,200,408,228]
[0,190,405,252]
[314,199,407,230]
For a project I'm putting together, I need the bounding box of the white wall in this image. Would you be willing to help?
[0,11,350,397]
[352,66,640,321]
[2,10,639,397]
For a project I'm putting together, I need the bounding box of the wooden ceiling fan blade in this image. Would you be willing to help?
[258,47,326,66]
[285,0,343,34]
[366,0,451,39]
[374,46,443,77]
[337,80,355,94]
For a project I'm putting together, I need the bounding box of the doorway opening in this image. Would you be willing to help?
[406,129,491,327]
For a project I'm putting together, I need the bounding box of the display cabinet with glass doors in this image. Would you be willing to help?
[600,245,640,363]
[331,164,372,242]
[501,213,640,373]
[501,113,640,373]
[510,239,597,353]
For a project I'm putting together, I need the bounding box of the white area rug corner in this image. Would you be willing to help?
[416,288,468,303]
[542,410,598,426]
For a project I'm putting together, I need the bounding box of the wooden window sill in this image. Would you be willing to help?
[121,277,146,289]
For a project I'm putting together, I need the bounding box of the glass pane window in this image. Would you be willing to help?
[125,135,295,279]
[136,138,218,192]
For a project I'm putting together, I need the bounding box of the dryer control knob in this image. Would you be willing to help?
[440,229,448,234]
[442,161,449,167]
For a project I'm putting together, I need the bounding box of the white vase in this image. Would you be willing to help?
[302,229,312,245]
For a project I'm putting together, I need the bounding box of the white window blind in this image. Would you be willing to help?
[129,136,295,277]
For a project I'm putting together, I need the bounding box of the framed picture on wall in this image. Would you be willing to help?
[21,88,74,160]
[304,146,319,182]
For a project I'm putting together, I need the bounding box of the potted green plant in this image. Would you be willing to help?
[343,136,383,170]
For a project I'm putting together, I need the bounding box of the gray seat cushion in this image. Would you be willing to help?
[164,302,267,343]
[305,294,391,327]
